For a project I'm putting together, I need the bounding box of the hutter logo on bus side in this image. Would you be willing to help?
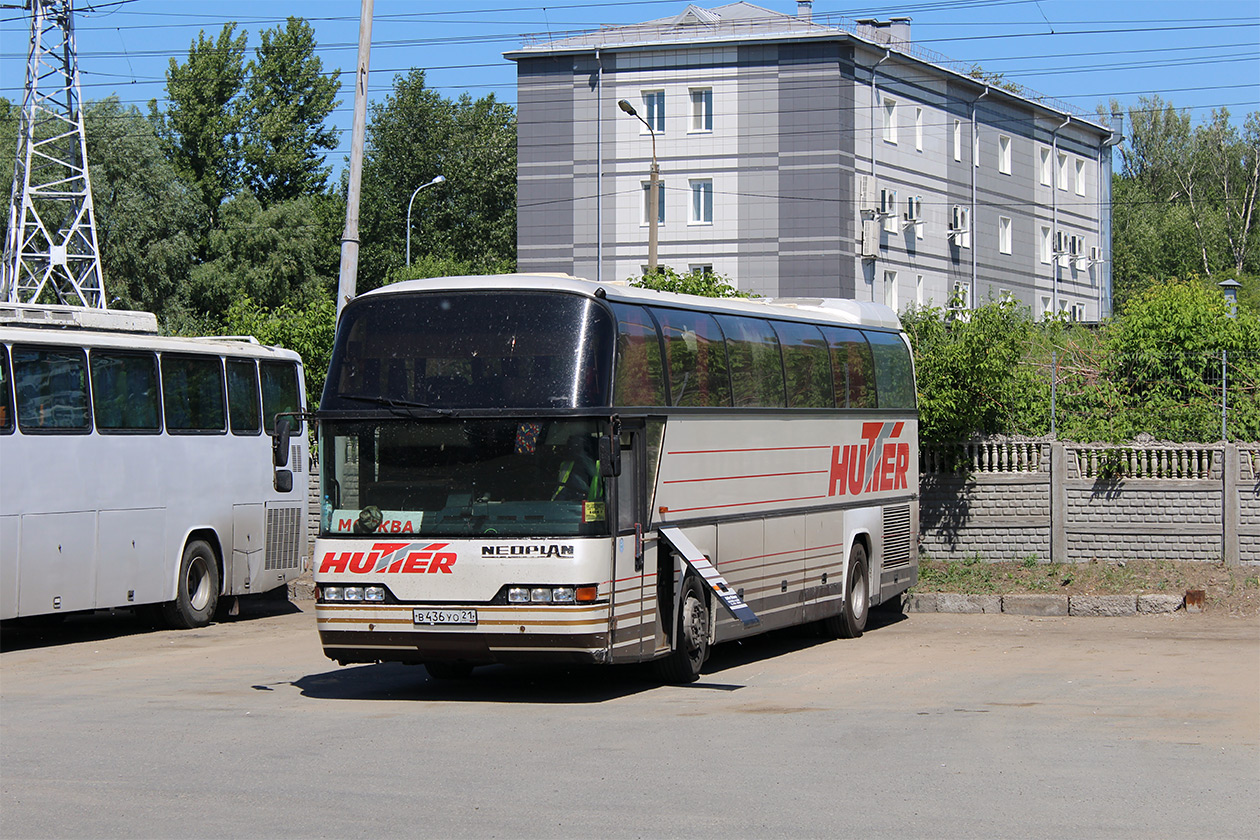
[828,421,911,496]
[319,542,457,574]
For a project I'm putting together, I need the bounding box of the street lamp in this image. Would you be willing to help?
[406,175,446,266]
[618,98,660,275]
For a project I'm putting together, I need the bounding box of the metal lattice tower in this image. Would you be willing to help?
[2,0,106,308]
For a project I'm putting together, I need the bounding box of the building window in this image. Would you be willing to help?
[952,281,971,311]
[914,107,923,151]
[689,179,713,224]
[1039,147,1051,186]
[883,97,898,144]
[689,88,712,132]
[883,271,898,310]
[1040,296,1052,319]
[642,90,664,132]
[916,274,924,305]
[999,216,1012,254]
[1040,225,1052,264]
[642,181,664,224]
[1075,158,1086,196]
[689,264,714,276]
[998,134,1011,175]
[1057,151,1068,190]
[953,119,962,161]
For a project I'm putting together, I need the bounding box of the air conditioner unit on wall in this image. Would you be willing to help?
[1089,245,1101,264]
[859,176,877,213]
[1068,235,1082,257]
[905,195,923,223]
[949,205,969,240]
[880,188,897,216]
[1053,230,1067,253]
[861,219,881,258]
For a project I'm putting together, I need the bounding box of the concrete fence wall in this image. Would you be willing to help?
[920,440,1260,565]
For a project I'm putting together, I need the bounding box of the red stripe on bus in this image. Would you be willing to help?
[663,469,829,485]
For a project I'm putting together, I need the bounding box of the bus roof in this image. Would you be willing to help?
[360,274,905,332]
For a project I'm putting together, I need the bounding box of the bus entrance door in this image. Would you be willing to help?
[610,426,651,663]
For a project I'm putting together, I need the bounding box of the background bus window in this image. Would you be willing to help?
[771,321,834,408]
[261,361,302,434]
[651,308,731,407]
[610,303,666,406]
[162,355,225,433]
[12,345,90,433]
[0,346,12,433]
[716,315,785,407]
[227,358,262,435]
[821,327,875,409]
[91,350,160,433]
[866,331,917,409]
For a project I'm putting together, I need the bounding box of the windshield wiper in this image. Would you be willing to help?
[338,395,454,416]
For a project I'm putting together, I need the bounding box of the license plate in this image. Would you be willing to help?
[413,608,477,626]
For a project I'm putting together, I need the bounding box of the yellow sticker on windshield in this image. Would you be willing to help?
[583,502,606,523]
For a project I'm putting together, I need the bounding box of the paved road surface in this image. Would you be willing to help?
[2,605,1256,839]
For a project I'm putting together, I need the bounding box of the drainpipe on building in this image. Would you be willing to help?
[970,87,988,309]
[870,49,890,302]
[595,48,603,284]
[1051,115,1071,315]
[1099,109,1124,320]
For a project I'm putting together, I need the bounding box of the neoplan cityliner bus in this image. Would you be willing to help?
[1,302,309,628]
[309,275,917,682]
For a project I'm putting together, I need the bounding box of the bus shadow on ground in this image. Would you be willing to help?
[0,594,301,653]
[292,608,909,703]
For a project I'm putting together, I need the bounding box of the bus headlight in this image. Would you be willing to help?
[551,587,575,603]
[343,587,364,601]
[322,586,344,601]
[508,587,530,603]
[530,587,552,603]
[505,586,595,604]
[365,586,386,602]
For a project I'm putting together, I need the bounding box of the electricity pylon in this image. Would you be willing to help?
[2,0,106,308]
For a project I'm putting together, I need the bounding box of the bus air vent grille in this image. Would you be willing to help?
[265,506,303,570]
[883,504,912,569]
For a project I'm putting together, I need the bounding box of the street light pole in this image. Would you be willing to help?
[618,99,659,275]
[406,175,446,266]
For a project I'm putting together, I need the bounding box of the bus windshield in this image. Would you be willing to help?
[322,291,614,410]
[321,417,609,538]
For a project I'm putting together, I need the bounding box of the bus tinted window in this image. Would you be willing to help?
[716,315,784,407]
[0,347,12,433]
[325,292,613,410]
[866,331,917,409]
[91,351,160,432]
[12,345,90,432]
[821,327,875,409]
[651,308,731,407]
[771,321,834,408]
[610,303,666,406]
[227,359,262,435]
[260,361,301,434]
[162,355,225,433]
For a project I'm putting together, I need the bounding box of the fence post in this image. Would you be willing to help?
[1224,443,1240,566]
[1051,442,1067,562]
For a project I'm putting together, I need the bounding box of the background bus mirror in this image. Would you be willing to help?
[274,468,293,493]
[599,434,621,478]
[273,416,292,467]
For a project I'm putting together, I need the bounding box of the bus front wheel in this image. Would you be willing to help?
[823,542,869,639]
[163,540,220,629]
[654,576,710,684]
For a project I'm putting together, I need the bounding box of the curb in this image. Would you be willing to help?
[906,592,1185,616]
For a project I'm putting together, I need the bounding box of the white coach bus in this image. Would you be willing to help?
[0,303,309,628]
[311,275,917,682]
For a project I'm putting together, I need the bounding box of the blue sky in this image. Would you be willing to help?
[3,0,1257,164]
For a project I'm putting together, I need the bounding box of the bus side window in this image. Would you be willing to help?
[261,361,302,435]
[716,315,785,408]
[771,321,834,408]
[227,358,262,435]
[609,303,666,406]
[12,345,91,433]
[0,346,13,434]
[821,327,875,409]
[650,307,731,408]
[866,331,917,409]
[162,354,226,434]
[91,350,161,433]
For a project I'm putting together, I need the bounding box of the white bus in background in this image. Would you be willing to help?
[0,303,309,628]
[312,275,917,682]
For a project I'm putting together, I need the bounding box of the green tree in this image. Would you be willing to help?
[220,292,337,404]
[150,23,247,224]
[242,17,341,205]
[629,266,751,298]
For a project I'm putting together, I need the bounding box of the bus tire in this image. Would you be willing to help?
[654,576,710,684]
[425,662,474,680]
[162,540,220,629]
[823,542,869,639]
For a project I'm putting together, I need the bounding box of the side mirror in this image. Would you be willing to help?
[274,469,294,493]
[598,434,621,478]
[273,416,292,468]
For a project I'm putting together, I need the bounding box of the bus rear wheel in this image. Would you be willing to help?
[162,540,220,629]
[654,576,710,684]
[822,542,868,639]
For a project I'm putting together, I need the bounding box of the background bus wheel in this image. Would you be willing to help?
[162,540,220,629]
[425,662,474,680]
[822,543,869,639]
[654,576,710,684]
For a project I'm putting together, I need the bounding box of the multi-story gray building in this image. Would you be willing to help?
[506,1,1118,319]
